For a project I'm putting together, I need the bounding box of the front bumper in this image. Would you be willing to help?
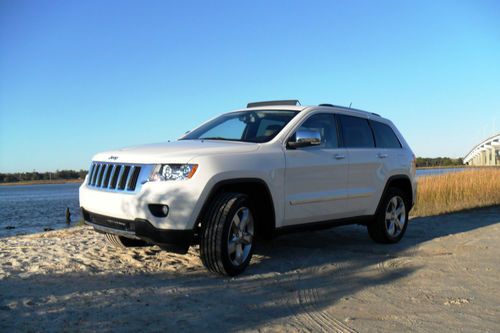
[79,179,204,230]
[82,208,194,253]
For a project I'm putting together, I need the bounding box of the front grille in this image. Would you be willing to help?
[87,162,143,192]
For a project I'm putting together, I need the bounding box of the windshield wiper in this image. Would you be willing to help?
[200,137,241,141]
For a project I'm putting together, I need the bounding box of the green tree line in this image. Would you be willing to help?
[0,170,88,183]
[416,157,463,168]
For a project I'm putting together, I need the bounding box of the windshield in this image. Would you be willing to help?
[181,110,299,143]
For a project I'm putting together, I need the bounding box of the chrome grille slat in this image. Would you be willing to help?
[107,165,117,189]
[87,162,144,192]
[110,165,122,189]
[96,164,105,187]
[118,166,131,190]
[99,165,109,187]
[92,165,98,185]
[115,165,126,190]
[127,166,141,191]
[125,166,135,190]
[102,165,112,188]
[88,164,96,185]
[90,164,97,185]
[92,164,102,186]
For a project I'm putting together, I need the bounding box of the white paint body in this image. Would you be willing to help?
[79,105,416,231]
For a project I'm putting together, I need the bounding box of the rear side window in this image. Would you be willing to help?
[338,115,375,148]
[371,121,402,148]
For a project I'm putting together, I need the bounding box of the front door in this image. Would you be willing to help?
[284,113,350,226]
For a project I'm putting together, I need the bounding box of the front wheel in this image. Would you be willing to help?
[368,187,409,244]
[200,192,255,276]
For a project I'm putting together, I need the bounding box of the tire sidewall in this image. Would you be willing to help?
[220,195,255,276]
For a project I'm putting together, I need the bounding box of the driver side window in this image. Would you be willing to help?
[295,113,338,148]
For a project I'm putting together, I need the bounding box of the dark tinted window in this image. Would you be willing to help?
[338,115,375,148]
[371,121,402,148]
[294,113,338,148]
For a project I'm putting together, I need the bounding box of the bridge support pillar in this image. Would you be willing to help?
[489,147,496,166]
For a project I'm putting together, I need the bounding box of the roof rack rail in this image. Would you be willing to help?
[319,103,382,117]
[247,100,300,108]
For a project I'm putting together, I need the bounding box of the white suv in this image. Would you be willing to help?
[80,100,417,276]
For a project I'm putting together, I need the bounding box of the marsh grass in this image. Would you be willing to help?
[411,168,500,217]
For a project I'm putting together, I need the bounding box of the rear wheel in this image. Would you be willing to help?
[105,233,148,248]
[200,192,255,276]
[368,187,409,244]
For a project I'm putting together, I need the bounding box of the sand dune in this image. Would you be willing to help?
[1,206,499,332]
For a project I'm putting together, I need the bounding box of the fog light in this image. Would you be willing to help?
[148,204,169,217]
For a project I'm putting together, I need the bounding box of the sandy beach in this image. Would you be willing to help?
[1,206,499,332]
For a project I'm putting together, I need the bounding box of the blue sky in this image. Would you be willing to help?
[1,0,499,172]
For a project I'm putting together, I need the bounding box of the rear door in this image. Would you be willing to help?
[369,120,406,208]
[337,114,384,216]
[283,113,350,225]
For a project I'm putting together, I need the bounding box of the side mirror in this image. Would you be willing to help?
[287,129,321,149]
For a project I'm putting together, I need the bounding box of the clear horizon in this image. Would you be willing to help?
[1,0,499,173]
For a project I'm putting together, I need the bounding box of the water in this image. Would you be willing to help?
[0,183,82,238]
[416,167,467,177]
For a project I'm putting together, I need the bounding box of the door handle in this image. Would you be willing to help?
[377,153,388,159]
[334,154,346,160]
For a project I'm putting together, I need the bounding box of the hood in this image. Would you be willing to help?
[92,140,260,164]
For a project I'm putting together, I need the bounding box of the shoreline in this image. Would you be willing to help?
[0,179,83,186]
[416,165,500,170]
[416,165,464,169]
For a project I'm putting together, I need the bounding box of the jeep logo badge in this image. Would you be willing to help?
[108,156,118,160]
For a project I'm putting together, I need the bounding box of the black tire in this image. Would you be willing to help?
[105,233,148,248]
[368,187,409,244]
[200,192,255,276]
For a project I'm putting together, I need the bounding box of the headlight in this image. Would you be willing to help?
[148,164,198,182]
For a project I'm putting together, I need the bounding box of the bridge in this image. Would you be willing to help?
[463,133,500,166]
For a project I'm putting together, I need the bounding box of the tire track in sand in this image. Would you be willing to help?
[286,260,358,333]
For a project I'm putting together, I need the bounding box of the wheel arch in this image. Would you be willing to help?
[195,178,277,239]
[376,175,414,214]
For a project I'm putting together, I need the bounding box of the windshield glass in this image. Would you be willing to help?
[181,110,299,143]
